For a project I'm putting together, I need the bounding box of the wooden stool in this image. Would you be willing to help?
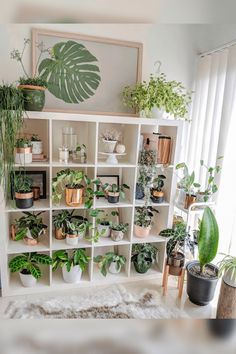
[162,262,185,298]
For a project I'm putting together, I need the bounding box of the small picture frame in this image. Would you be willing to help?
[96,174,119,198]
[11,170,47,199]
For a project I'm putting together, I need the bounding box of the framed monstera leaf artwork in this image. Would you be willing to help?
[32,28,143,116]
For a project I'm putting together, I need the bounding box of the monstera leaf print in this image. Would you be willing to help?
[38,40,101,104]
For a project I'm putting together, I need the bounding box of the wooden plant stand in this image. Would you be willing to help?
[162,261,185,298]
[216,280,236,319]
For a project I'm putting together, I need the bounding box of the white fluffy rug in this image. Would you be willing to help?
[4,285,189,319]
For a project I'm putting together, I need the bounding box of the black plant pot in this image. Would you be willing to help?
[15,192,34,209]
[186,261,219,306]
[107,193,119,204]
[135,183,144,200]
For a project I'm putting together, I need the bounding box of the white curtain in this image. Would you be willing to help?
[188,45,236,254]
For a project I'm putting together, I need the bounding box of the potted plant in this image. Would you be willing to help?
[0,84,25,199]
[94,252,126,276]
[30,134,43,155]
[151,174,166,203]
[8,252,52,287]
[15,137,33,164]
[134,206,159,238]
[13,171,34,209]
[100,129,121,153]
[90,209,119,238]
[52,249,90,283]
[139,150,157,166]
[186,207,219,306]
[100,182,130,204]
[110,222,129,242]
[131,243,158,273]
[176,162,200,209]
[11,211,47,246]
[136,165,158,203]
[218,254,236,288]
[73,144,87,164]
[52,210,71,240]
[65,218,89,246]
[196,157,222,202]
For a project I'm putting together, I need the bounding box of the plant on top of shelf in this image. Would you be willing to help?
[131,243,158,274]
[123,72,192,119]
[134,206,159,238]
[218,254,236,288]
[52,249,90,283]
[8,252,52,287]
[99,181,130,204]
[11,211,47,246]
[88,209,119,240]
[94,252,126,277]
[100,129,122,153]
[52,168,101,208]
[0,84,25,199]
[13,171,34,209]
[186,207,219,306]
[110,221,129,242]
[197,157,223,202]
[151,174,166,203]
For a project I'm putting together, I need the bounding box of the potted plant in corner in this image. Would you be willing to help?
[11,211,47,246]
[30,134,43,155]
[176,162,200,209]
[100,182,130,204]
[186,207,219,306]
[94,252,126,276]
[110,222,129,242]
[151,174,166,203]
[100,129,121,153]
[134,206,159,238]
[8,252,52,287]
[52,249,90,283]
[13,171,34,209]
[131,243,158,274]
[15,137,33,165]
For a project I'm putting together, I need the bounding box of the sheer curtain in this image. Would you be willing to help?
[188,44,236,254]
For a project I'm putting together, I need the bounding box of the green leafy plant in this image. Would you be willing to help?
[31,134,41,142]
[9,252,52,279]
[99,182,130,200]
[52,210,72,230]
[66,217,90,236]
[52,249,90,273]
[134,206,159,228]
[110,222,129,233]
[139,150,157,166]
[0,84,25,198]
[94,252,126,277]
[15,137,32,148]
[176,162,200,195]
[14,172,33,193]
[152,174,166,191]
[39,40,101,104]
[13,211,47,241]
[131,243,158,273]
[87,209,118,242]
[198,157,223,201]
[218,254,236,283]
[100,129,121,141]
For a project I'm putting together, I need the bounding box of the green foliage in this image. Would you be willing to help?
[19,77,48,88]
[176,162,200,194]
[14,211,47,240]
[199,157,223,201]
[52,249,90,272]
[198,207,219,273]
[139,150,157,166]
[99,181,130,200]
[8,252,52,279]
[39,40,101,104]
[131,243,158,273]
[152,174,166,191]
[134,206,159,228]
[15,137,32,148]
[218,254,236,282]
[31,134,41,141]
[14,171,33,193]
[110,222,129,233]
[94,252,126,277]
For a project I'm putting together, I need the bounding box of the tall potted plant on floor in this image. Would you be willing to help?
[186,207,219,306]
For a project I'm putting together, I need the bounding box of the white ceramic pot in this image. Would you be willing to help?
[109,261,121,274]
[102,139,117,153]
[151,107,165,119]
[223,269,236,288]
[111,230,124,242]
[116,144,126,154]
[66,234,79,246]
[62,264,82,283]
[31,141,43,154]
[97,223,111,238]
[15,152,32,164]
[19,272,37,287]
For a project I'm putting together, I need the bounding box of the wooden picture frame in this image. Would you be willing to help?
[96,174,120,198]
[11,170,47,200]
[32,28,143,117]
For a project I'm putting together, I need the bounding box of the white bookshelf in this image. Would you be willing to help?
[0,111,184,296]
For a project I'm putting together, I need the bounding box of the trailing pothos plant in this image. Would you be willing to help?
[87,209,119,242]
[175,162,200,195]
[94,252,126,277]
[52,249,90,272]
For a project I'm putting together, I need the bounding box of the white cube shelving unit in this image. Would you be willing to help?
[0,111,184,296]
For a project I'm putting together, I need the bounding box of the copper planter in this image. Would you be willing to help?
[55,228,65,240]
[184,194,196,209]
[32,186,40,200]
[65,186,84,207]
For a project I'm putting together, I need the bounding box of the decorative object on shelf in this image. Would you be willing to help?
[10,38,48,111]
[13,171,34,209]
[32,186,40,200]
[217,254,236,319]
[94,252,126,276]
[0,84,25,199]
[115,143,126,154]
[99,181,130,204]
[157,135,172,164]
[52,249,90,284]
[134,206,159,238]
[73,144,87,163]
[139,149,156,166]
[58,146,69,164]
[100,129,121,153]
[176,162,200,209]
[33,28,142,116]
[30,134,43,154]
[8,252,52,287]
[110,222,129,242]
[196,157,223,202]
[96,175,119,198]
[151,174,166,203]
[98,151,127,165]
[12,170,47,200]
[15,138,33,165]
[186,207,219,306]
[62,126,77,156]
[131,243,158,274]
[11,211,47,246]
[135,165,157,202]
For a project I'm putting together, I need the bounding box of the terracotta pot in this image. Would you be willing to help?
[10,224,16,240]
[65,186,84,207]
[23,237,38,246]
[184,194,197,209]
[134,224,151,238]
[55,228,65,240]
[15,191,34,209]
[111,230,124,242]
[151,190,164,203]
[32,186,40,200]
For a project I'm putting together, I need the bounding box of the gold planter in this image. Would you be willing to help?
[65,186,84,207]
[184,194,196,209]
[55,228,65,240]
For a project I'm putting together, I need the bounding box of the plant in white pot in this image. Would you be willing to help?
[110,222,129,242]
[8,252,52,287]
[100,129,121,153]
[94,252,126,276]
[176,162,200,209]
[65,218,89,246]
[15,137,33,164]
[186,207,219,306]
[134,206,159,238]
[89,209,119,238]
[31,134,43,155]
[52,249,90,283]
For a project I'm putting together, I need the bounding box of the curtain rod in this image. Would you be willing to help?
[199,38,236,58]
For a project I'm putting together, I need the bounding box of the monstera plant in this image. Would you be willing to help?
[38,40,101,104]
